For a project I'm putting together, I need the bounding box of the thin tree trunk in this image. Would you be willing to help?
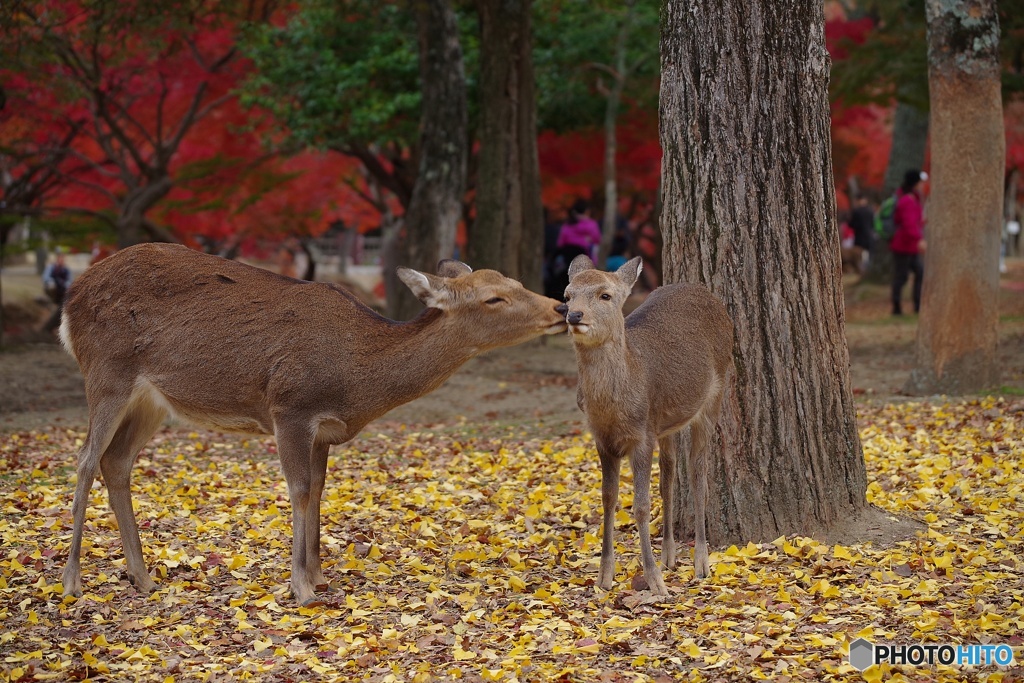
[394,0,469,320]
[0,229,6,349]
[516,3,543,293]
[596,4,634,268]
[905,0,1003,395]
[661,0,867,546]
[865,100,930,283]
[472,0,543,286]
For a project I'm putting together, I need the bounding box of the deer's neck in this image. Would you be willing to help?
[575,327,638,412]
[368,308,478,412]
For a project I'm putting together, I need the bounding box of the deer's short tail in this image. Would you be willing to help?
[58,309,76,359]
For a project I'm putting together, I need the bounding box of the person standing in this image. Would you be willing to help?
[556,199,602,262]
[848,193,875,273]
[549,199,602,298]
[41,248,73,333]
[891,169,927,316]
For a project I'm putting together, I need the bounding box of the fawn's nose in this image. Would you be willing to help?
[555,303,568,316]
[567,310,584,325]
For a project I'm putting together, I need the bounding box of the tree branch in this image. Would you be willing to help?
[162,82,209,164]
[341,175,386,213]
[46,206,118,228]
[95,92,153,179]
[337,144,413,208]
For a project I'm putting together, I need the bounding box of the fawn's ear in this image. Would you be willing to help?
[614,256,643,289]
[437,259,472,278]
[568,254,596,281]
[398,268,450,309]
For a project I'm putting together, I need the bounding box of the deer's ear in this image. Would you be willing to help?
[398,268,449,309]
[615,256,643,289]
[437,259,472,278]
[568,254,596,281]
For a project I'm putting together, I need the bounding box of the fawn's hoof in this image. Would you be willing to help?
[127,573,157,593]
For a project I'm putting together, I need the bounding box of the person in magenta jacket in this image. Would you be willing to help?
[891,169,927,316]
[557,199,602,262]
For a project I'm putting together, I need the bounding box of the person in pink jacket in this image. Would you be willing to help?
[557,199,602,262]
[891,169,927,316]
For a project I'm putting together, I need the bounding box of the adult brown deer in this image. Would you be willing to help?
[59,243,567,604]
[563,255,733,595]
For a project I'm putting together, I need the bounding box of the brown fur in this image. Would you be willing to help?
[60,243,567,604]
[564,255,733,595]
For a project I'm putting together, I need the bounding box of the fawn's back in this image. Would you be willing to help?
[625,283,733,417]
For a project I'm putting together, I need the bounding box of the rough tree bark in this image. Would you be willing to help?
[471,0,543,291]
[661,0,868,546]
[905,0,1004,394]
[390,0,468,320]
[865,100,930,283]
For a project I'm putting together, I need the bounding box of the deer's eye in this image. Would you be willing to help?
[485,297,505,305]
[600,293,612,301]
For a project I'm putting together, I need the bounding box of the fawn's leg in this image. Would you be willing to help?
[597,443,621,591]
[657,434,677,570]
[274,418,318,605]
[305,440,331,589]
[99,400,165,593]
[689,412,716,580]
[632,436,667,595]
[63,390,132,597]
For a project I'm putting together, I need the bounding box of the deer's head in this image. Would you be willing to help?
[563,255,642,346]
[398,260,568,349]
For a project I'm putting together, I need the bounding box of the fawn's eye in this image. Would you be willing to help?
[600,293,612,301]
[485,297,505,305]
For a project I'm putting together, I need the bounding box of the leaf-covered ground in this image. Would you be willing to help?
[1,398,1022,682]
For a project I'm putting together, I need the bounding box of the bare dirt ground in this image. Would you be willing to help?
[3,258,1024,434]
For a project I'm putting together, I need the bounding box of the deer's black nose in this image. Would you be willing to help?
[567,311,583,325]
[555,303,568,316]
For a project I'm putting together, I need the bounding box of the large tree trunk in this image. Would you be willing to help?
[661,0,867,546]
[116,177,174,248]
[865,100,930,283]
[391,0,469,320]
[471,0,543,289]
[905,0,1003,394]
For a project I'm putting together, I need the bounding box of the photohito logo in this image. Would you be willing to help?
[848,638,1016,671]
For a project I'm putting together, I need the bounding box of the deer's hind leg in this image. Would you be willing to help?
[688,391,723,581]
[99,394,167,593]
[63,385,144,597]
[657,433,678,571]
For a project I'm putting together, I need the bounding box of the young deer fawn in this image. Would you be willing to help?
[59,243,567,605]
[563,255,733,595]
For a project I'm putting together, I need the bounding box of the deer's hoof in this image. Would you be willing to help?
[127,573,157,593]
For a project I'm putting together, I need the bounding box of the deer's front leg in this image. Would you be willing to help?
[305,440,331,590]
[275,420,319,605]
[632,436,668,596]
[597,445,621,591]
